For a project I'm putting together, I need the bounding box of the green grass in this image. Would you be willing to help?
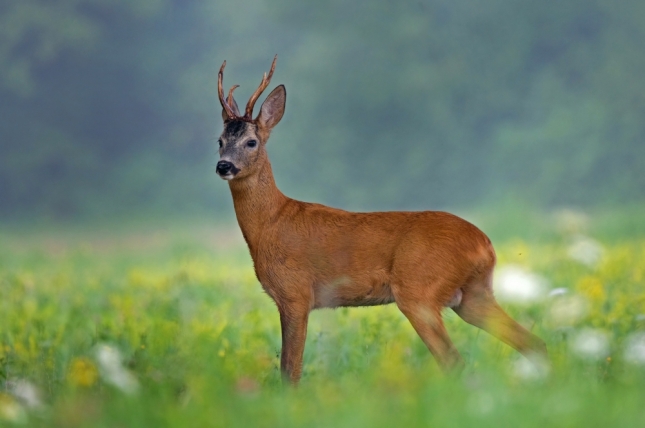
[1,217,645,427]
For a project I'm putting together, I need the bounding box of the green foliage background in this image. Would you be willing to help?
[2,3,644,425]
[0,224,644,426]
[1,0,644,220]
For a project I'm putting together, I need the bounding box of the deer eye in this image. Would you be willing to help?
[246,140,257,148]
[218,139,223,148]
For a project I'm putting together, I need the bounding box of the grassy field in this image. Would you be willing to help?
[1,213,644,427]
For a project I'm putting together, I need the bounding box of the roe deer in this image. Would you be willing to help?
[215,56,547,384]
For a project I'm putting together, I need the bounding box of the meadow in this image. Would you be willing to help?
[1,211,644,427]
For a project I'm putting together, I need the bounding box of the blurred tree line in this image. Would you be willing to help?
[0,0,643,221]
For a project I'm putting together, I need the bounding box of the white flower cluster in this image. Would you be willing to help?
[0,379,42,423]
[95,344,140,395]
[0,343,141,424]
[494,265,549,304]
[567,235,604,267]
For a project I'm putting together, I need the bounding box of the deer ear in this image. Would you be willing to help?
[221,95,241,121]
[257,85,286,130]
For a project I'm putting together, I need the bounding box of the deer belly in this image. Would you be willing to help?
[313,276,395,308]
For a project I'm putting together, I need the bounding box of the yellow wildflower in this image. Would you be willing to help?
[576,276,606,304]
[68,357,99,387]
[0,393,25,422]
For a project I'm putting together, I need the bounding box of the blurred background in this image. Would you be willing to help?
[1,0,644,226]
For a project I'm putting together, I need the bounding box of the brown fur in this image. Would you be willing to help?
[216,59,547,385]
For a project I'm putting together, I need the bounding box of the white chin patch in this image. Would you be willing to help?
[220,174,234,181]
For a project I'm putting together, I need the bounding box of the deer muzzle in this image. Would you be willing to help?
[216,160,239,179]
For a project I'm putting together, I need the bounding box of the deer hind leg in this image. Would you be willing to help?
[393,284,464,372]
[453,271,547,359]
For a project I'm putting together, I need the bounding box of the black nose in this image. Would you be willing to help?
[216,160,234,175]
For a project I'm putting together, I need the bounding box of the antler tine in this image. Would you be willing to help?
[218,61,237,120]
[244,55,278,120]
[227,84,240,105]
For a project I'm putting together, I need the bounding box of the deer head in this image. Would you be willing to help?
[215,56,286,180]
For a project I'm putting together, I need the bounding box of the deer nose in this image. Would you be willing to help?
[216,160,234,176]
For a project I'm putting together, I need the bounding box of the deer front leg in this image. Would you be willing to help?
[278,304,309,385]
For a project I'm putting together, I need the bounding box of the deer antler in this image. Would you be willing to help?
[227,85,240,106]
[244,55,277,120]
[219,56,278,121]
[218,61,237,120]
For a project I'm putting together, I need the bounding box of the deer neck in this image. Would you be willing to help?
[228,159,287,254]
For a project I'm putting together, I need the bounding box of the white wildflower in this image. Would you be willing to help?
[7,380,42,409]
[623,332,645,365]
[494,265,548,304]
[548,288,568,297]
[512,354,550,381]
[570,328,610,360]
[95,344,140,395]
[548,294,589,326]
[567,235,604,267]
